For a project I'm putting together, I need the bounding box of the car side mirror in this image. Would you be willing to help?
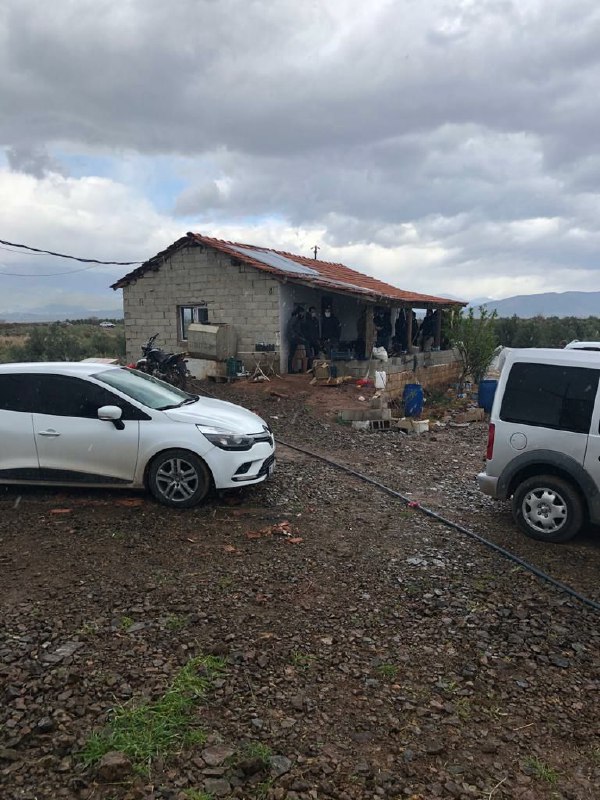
[98,405,125,430]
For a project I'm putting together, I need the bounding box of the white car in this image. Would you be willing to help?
[99,321,116,328]
[0,363,275,507]
[564,340,600,351]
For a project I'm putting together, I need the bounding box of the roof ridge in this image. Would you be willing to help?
[112,232,465,306]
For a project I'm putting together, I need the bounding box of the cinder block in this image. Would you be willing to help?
[454,407,485,423]
[340,408,392,422]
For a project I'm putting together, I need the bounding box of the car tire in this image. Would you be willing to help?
[512,475,584,543]
[147,449,211,508]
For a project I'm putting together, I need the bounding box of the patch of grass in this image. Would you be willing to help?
[80,655,225,775]
[242,741,272,767]
[120,616,134,631]
[482,705,507,721]
[254,778,274,799]
[217,576,234,591]
[184,792,213,800]
[290,650,316,670]
[166,614,189,632]
[376,663,399,681]
[78,621,100,636]
[524,756,560,785]
[184,728,208,747]
[437,678,459,694]
[454,697,472,721]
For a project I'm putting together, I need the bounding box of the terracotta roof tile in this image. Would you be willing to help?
[112,232,464,307]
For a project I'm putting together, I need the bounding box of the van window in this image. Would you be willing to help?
[500,363,600,434]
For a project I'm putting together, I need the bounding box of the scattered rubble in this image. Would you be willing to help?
[0,376,598,800]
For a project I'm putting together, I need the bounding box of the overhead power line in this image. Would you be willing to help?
[0,237,143,276]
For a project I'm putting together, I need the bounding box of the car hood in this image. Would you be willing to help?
[161,396,268,434]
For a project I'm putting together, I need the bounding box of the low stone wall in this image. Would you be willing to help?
[336,349,462,397]
[382,360,462,399]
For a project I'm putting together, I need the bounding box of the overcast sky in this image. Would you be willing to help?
[1,0,600,314]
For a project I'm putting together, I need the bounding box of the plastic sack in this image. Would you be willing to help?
[372,346,388,362]
[375,370,387,389]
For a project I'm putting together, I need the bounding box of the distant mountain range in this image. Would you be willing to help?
[0,305,123,322]
[469,291,600,318]
[3,290,600,322]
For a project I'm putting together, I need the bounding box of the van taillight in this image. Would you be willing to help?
[486,423,495,461]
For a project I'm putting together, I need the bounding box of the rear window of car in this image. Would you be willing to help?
[500,362,600,434]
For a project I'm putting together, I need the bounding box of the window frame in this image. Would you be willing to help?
[178,304,208,341]
[31,374,149,420]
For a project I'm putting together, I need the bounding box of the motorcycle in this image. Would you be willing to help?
[133,333,191,390]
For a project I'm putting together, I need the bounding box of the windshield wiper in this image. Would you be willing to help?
[157,395,199,411]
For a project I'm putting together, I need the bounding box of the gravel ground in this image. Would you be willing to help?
[1,377,599,800]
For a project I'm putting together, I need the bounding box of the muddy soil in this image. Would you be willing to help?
[1,376,598,800]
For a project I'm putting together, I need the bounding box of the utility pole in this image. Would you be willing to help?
[312,245,320,260]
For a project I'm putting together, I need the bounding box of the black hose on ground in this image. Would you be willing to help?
[277,438,600,614]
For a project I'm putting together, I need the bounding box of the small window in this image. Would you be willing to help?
[179,305,208,340]
[500,363,600,434]
[0,374,36,412]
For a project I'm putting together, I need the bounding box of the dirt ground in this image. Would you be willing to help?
[1,374,599,800]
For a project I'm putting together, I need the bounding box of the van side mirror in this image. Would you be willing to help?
[98,405,125,430]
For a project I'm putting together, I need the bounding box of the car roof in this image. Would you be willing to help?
[0,361,119,377]
[564,340,600,350]
[506,347,600,366]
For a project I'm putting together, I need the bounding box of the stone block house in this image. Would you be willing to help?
[112,232,464,391]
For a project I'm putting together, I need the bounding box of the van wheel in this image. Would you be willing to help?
[148,449,211,508]
[512,475,583,542]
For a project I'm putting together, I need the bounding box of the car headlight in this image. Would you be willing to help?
[197,425,254,451]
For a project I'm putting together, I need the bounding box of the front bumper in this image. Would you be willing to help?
[208,441,276,489]
[477,471,499,498]
[231,453,275,483]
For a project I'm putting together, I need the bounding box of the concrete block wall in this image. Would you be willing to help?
[332,349,461,398]
[382,360,462,400]
[121,245,280,363]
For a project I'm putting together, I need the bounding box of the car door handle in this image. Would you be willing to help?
[37,429,61,437]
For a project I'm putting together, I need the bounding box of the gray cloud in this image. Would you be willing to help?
[2,0,600,159]
[2,0,600,308]
[5,145,66,177]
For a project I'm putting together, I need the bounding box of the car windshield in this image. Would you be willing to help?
[93,367,198,410]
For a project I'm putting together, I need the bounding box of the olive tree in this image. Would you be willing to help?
[447,306,498,386]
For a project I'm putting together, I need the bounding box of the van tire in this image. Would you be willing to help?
[512,475,583,543]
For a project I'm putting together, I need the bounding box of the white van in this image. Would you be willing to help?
[477,348,600,542]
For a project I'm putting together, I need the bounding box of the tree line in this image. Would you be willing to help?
[447,310,600,386]
[493,314,600,348]
[0,323,126,363]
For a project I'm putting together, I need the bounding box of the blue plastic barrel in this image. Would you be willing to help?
[478,379,498,413]
[403,383,424,417]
